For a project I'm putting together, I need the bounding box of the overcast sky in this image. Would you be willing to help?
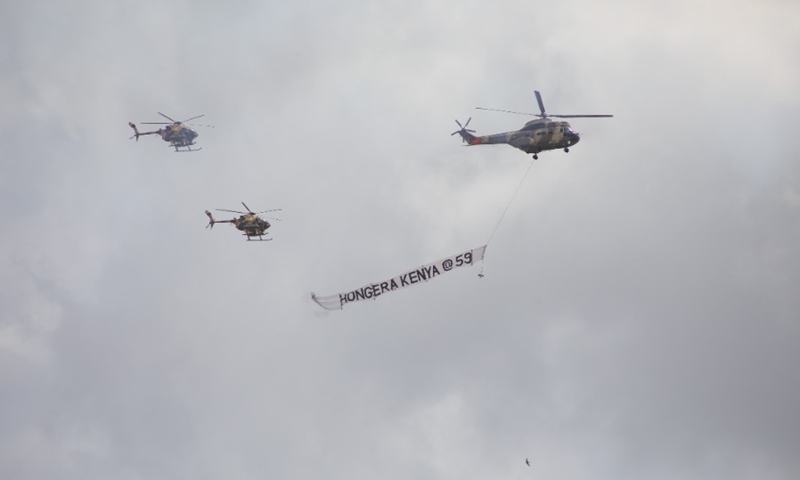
[2,1,799,479]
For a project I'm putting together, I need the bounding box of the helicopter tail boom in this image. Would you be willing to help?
[206,210,237,229]
[128,122,161,141]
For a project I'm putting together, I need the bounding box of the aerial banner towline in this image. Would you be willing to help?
[311,246,486,310]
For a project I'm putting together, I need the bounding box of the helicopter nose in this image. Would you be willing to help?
[568,131,580,145]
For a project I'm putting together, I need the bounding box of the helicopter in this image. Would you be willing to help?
[128,112,211,152]
[205,202,281,242]
[452,91,612,159]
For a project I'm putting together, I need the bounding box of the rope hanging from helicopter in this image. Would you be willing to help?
[478,156,536,278]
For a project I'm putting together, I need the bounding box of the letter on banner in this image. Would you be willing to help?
[311,246,486,310]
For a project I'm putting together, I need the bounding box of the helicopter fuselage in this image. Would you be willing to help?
[233,215,271,238]
[160,124,198,148]
[467,119,580,155]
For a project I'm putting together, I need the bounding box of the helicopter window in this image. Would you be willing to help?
[521,124,545,132]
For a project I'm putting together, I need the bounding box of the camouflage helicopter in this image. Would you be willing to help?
[128,112,211,152]
[205,202,281,242]
[453,91,612,159]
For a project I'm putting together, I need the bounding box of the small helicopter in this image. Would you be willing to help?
[453,91,612,159]
[205,202,281,242]
[128,112,211,152]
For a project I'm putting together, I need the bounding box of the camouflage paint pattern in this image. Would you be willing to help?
[457,119,580,155]
[455,90,611,157]
[205,210,274,241]
[128,113,204,151]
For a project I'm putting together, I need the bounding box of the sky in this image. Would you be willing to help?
[1,0,799,479]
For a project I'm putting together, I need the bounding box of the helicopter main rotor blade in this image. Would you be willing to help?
[158,112,178,123]
[141,122,172,125]
[241,202,255,214]
[254,208,282,214]
[217,209,247,214]
[261,216,282,221]
[548,114,614,118]
[182,114,205,123]
[477,92,613,119]
[475,107,540,116]
[535,90,546,116]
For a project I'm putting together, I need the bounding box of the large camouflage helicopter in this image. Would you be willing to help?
[205,202,281,242]
[453,91,612,159]
[128,112,211,152]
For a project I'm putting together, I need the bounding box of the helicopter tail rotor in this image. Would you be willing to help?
[128,122,140,141]
[205,210,215,229]
[451,118,477,144]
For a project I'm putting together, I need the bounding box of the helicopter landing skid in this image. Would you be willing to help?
[245,236,272,242]
[175,147,202,152]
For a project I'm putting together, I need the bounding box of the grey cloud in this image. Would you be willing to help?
[1,1,799,479]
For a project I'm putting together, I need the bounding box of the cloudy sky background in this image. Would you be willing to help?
[2,0,799,479]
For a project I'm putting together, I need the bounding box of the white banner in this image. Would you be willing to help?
[311,245,487,310]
